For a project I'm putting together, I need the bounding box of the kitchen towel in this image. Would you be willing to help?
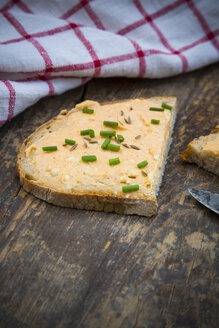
[0,0,219,126]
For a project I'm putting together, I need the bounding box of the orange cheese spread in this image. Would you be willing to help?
[24,99,175,198]
[202,135,219,157]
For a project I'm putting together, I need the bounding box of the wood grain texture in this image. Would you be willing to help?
[0,64,219,328]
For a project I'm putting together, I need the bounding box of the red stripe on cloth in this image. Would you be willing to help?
[73,27,101,77]
[6,25,218,77]
[0,78,53,126]
[186,0,219,53]
[60,3,102,77]
[179,28,219,52]
[66,4,144,77]
[85,2,105,30]
[118,0,184,35]
[3,11,54,74]
[128,39,146,77]
[60,0,93,20]
[38,76,55,95]
[47,81,55,95]
[7,62,94,74]
[1,22,83,45]
[151,0,185,19]
[118,18,145,35]
[8,48,172,75]
[57,49,169,71]
[13,75,88,82]
[0,0,18,12]
[1,80,16,120]
[30,39,54,74]
[16,0,33,13]
[3,10,55,94]
[134,0,188,72]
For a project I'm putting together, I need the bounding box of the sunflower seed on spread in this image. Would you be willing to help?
[70,144,78,151]
[118,120,124,126]
[84,137,91,141]
[84,141,88,148]
[141,170,148,176]
[122,143,129,148]
[114,136,120,144]
[89,140,98,144]
[135,134,141,139]
[124,116,131,124]
[130,145,140,150]
[130,107,133,110]
[120,110,124,116]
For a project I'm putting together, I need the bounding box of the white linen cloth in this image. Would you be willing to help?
[0,0,218,126]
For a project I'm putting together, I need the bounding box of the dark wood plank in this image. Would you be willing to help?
[0,64,219,328]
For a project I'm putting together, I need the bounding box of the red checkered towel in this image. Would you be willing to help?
[0,0,219,126]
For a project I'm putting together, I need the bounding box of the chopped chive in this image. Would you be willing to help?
[81,155,97,162]
[42,146,58,151]
[80,129,95,138]
[100,130,116,137]
[149,107,164,112]
[117,134,124,142]
[109,157,120,166]
[82,107,94,114]
[89,129,95,138]
[162,102,172,110]
[107,144,120,152]
[101,138,111,149]
[151,119,160,125]
[122,184,139,192]
[137,160,148,169]
[65,138,76,145]
[80,129,90,136]
[104,121,118,127]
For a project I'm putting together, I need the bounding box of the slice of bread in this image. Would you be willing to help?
[181,126,219,176]
[17,97,177,217]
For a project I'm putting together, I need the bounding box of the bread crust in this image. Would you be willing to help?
[181,126,219,176]
[17,97,177,217]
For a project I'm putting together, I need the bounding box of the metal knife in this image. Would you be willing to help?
[188,187,219,215]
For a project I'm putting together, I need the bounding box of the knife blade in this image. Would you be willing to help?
[188,187,219,215]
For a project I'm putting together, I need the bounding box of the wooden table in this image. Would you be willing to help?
[0,63,219,328]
